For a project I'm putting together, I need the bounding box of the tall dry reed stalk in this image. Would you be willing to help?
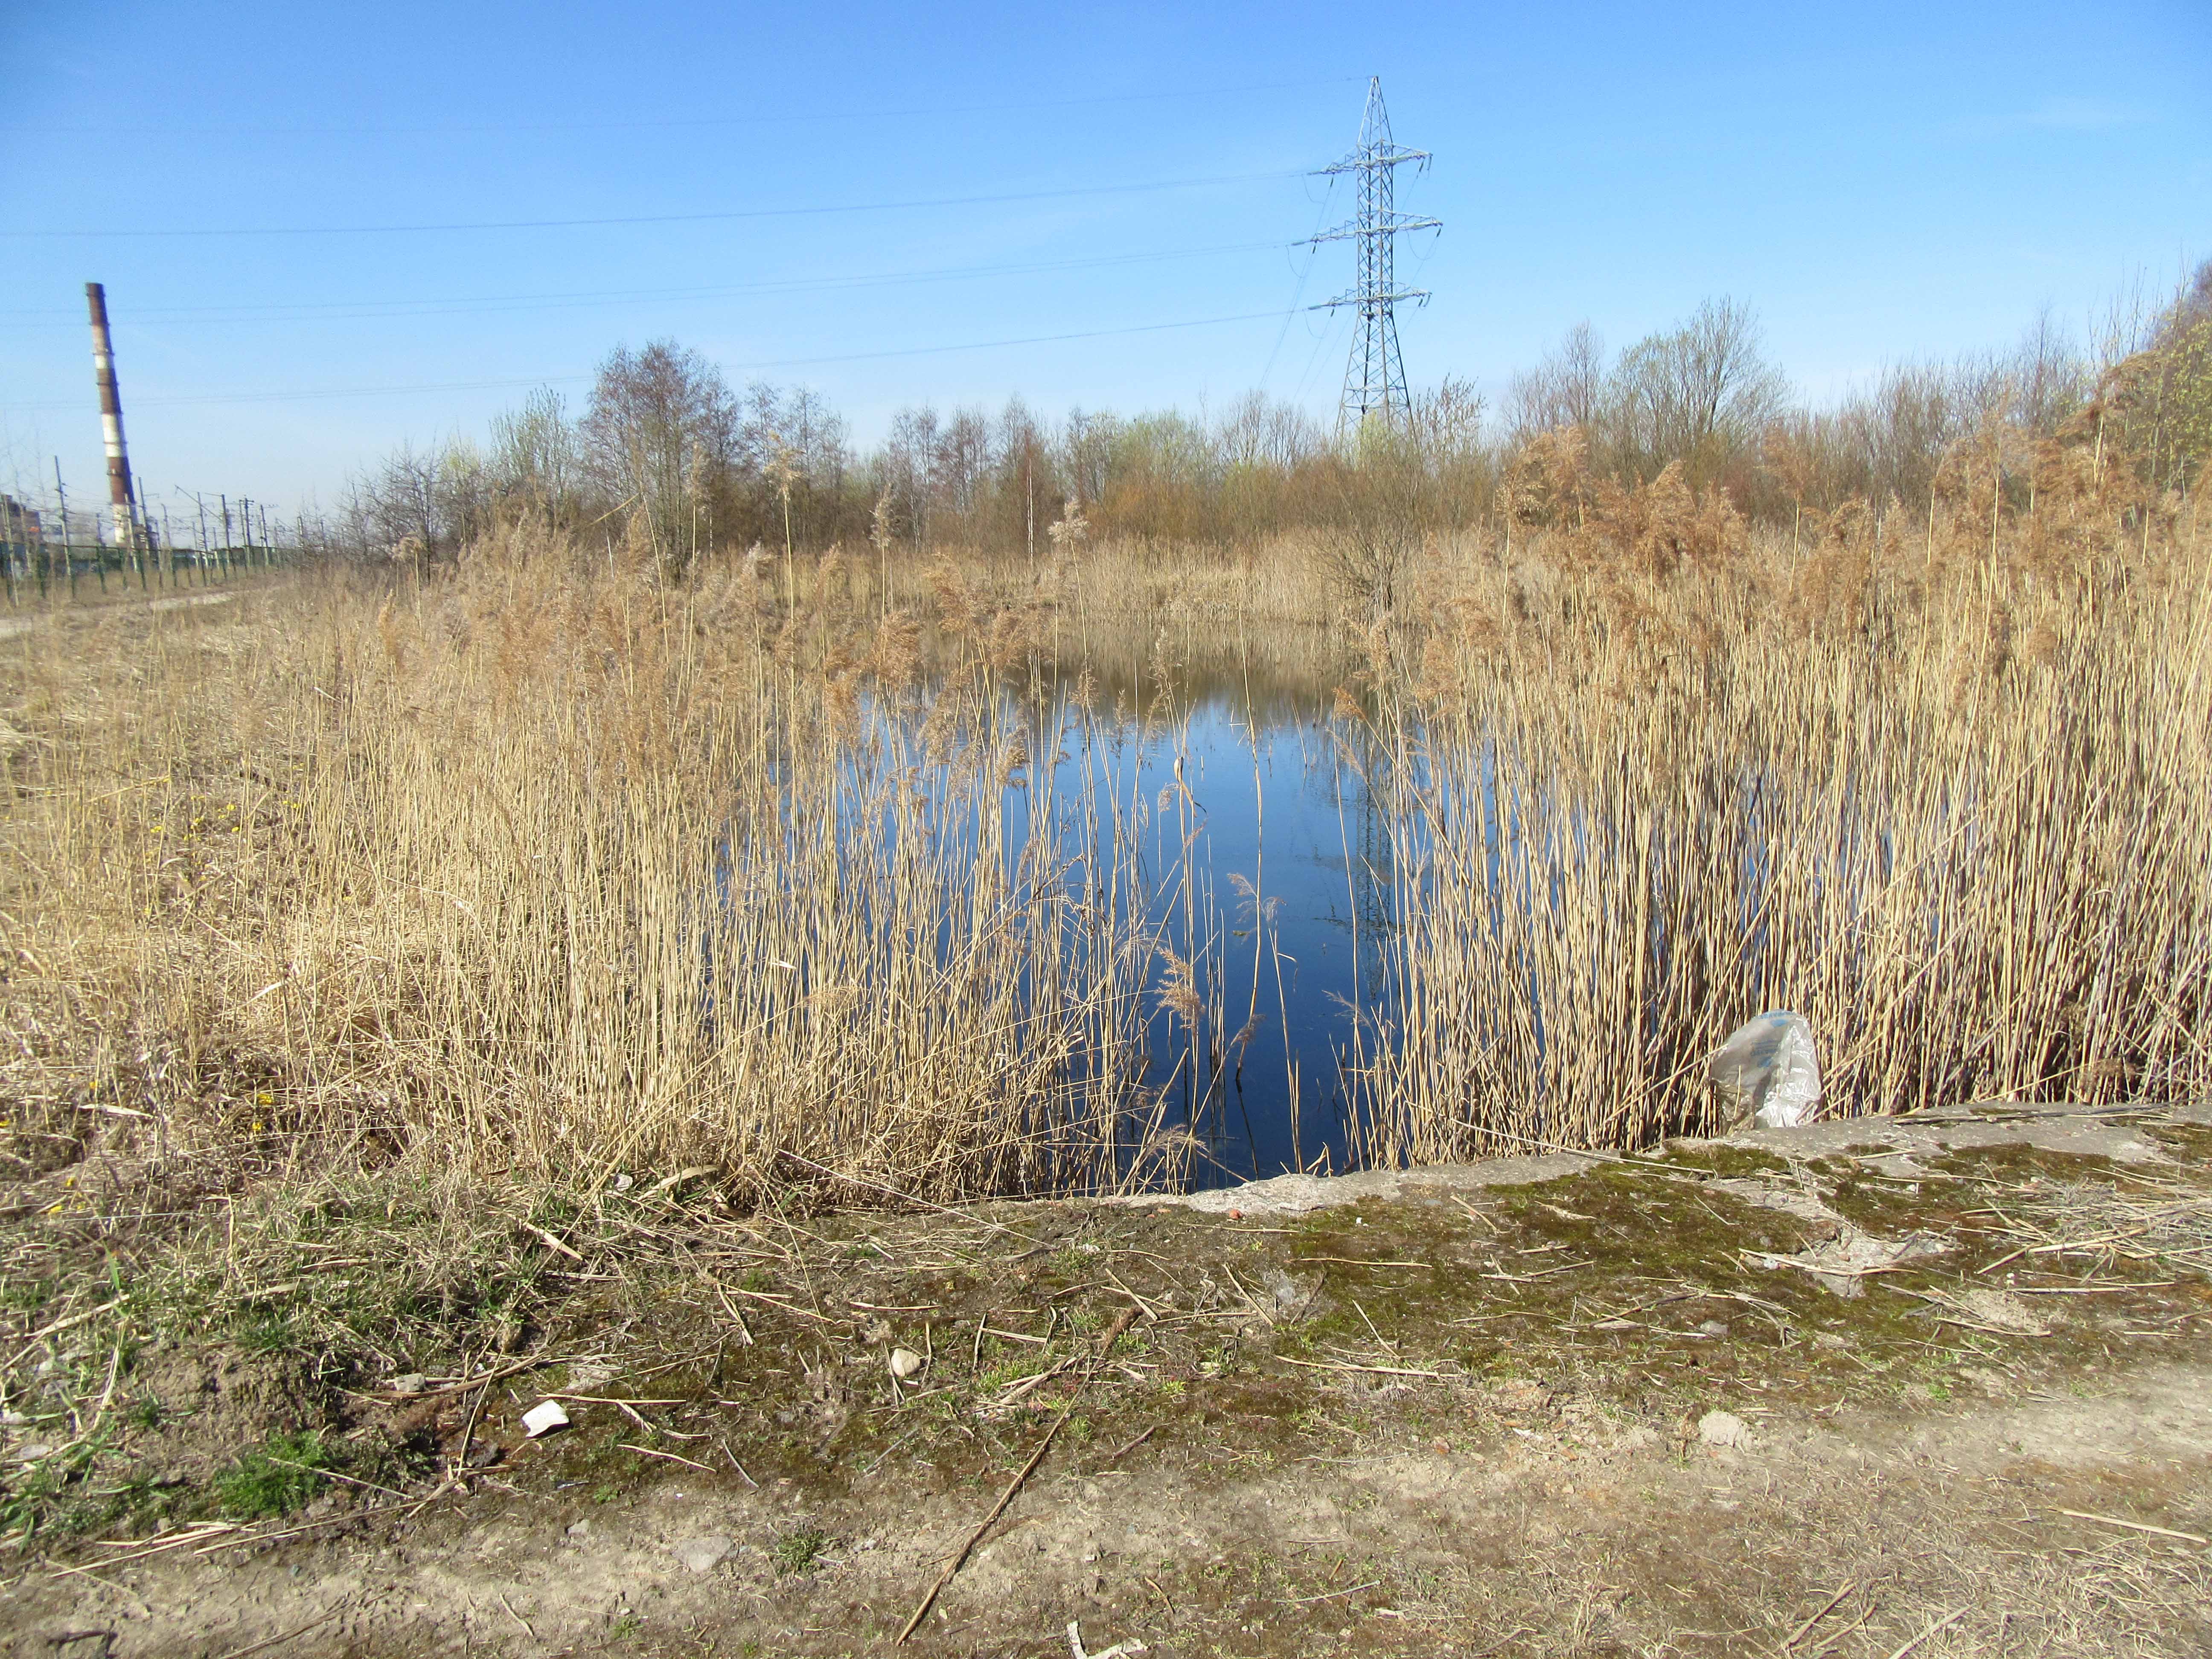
[1343,492,2212,1159]
[0,523,1203,1202]
[3,474,2204,1199]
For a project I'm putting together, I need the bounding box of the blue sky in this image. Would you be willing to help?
[2,0,2205,518]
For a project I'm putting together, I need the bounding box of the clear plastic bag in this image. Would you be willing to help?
[1708,1010,1822,1129]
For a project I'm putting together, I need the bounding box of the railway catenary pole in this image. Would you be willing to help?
[52,460,73,600]
[137,472,158,587]
[132,470,151,588]
[144,477,168,587]
[84,283,144,557]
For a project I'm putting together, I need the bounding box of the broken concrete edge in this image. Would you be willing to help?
[1086,1102,2204,1219]
[1092,1153,1598,1217]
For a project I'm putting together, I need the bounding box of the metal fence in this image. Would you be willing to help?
[0,489,294,605]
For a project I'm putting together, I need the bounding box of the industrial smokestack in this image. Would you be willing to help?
[84,282,140,550]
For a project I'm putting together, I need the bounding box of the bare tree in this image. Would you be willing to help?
[735,381,852,551]
[343,439,489,572]
[934,410,991,519]
[1061,407,1115,509]
[879,405,940,548]
[2005,307,2092,436]
[581,341,738,576]
[1508,322,1607,438]
[489,387,584,521]
[1608,298,1788,481]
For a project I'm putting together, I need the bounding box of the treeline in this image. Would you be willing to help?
[326,265,2210,575]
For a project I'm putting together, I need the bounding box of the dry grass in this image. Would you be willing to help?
[1343,481,2212,1163]
[1,456,2206,1216]
[0,524,1217,1213]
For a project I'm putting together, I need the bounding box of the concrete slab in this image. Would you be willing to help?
[1103,1103,2195,1217]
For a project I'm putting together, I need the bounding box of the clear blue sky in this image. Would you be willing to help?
[2,0,2205,519]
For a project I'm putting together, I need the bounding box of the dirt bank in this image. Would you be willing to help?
[4,1102,2209,1656]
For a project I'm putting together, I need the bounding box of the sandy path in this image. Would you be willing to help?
[6,1294,2206,1655]
[0,590,236,641]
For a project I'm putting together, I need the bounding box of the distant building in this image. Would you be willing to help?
[0,494,44,578]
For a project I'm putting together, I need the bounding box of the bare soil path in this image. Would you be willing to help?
[0,589,238,642]
[5,1103,2209,1657]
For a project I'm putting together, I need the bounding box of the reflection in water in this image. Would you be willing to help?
[1003,648,1400,1189]
[766,622,1409,1196]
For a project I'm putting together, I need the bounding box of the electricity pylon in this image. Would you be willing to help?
[1310,77,1439,428]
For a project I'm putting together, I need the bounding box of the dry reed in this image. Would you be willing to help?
[3,466,2205,1202]
[0,527,1202,1204]
[1347,486,2212,1160]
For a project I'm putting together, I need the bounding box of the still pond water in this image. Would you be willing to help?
[1000,662,1397,1189]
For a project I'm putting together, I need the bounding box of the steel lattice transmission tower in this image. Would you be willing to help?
[1310,77,1439,428]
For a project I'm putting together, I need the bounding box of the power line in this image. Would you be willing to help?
[730,310,1292,370]
[1257,177,1343,390]
[1,169,1305,241]
[0,240,1293,330]
[0,76,1359,138]
[2,309,1299,413]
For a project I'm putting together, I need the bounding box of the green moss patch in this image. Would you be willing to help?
[214,1430,333,1520]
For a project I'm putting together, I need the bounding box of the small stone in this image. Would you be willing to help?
[669,1535,732,1574]
[888,1348,923,1380]
[522,1400,570,1438]
[1698,1410,1750,1448]
[1697,1320,1729,1338]
[566,1520,591,1538]
[9,1443,55,1464]
[611,1173,634,1193]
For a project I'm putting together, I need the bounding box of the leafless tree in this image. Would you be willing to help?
[934,410,992,518]
[1508,322,1607,438]
[343,439,489,571]
[878,405,940,548]
[1607,298,1788,481]
[581,340,738,576]
[489,387,584,521]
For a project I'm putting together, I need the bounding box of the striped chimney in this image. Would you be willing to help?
[85,282,140,550]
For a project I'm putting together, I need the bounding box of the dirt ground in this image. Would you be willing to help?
[5,1103,2210,1657]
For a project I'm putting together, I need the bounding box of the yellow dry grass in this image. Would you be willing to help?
[2,462,2205,1199]
[1350,503,2212,1161]
[0,527,1195,1202]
